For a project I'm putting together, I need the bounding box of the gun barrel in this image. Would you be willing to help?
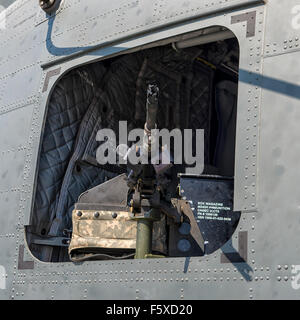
[146,84,159,131]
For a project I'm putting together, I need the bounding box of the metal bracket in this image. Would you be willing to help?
[231,11,257,38]
[18,245,34,270]
[221,231,248,263]
[32,237,70,247]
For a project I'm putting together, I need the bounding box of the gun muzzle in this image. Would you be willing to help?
[146,84,159,131]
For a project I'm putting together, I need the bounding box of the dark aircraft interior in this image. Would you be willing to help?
[26,27,241,263]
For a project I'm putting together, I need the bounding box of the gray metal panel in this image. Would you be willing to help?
[232,7,265,211]
[264,0,300,58]
[253,49,300,298]
[40,0,265,67]
[0,1,17,9]
[0,237,15,300]
[0,105,35,235]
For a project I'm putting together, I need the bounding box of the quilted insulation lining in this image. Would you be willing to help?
[32,66,101,235]
[32,43,238,255]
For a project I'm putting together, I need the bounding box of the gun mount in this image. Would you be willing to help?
[68,84,239,262]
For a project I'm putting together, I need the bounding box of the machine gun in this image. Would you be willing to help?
[122,84,205,259]
[68,84,205,261]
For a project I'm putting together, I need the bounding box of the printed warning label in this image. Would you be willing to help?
[192,201,232,222]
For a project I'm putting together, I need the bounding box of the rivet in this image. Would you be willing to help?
[94,212,100,218]
[112,213,118,219]
[77,211,82,217]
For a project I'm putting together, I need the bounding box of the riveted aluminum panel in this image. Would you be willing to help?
[264,0,300,58]
[252,50,300,299]
[0,105,35,235]
[0,237,15,299]
[40,0,265,66]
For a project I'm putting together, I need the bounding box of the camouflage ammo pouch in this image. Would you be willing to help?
[68,209,167,261]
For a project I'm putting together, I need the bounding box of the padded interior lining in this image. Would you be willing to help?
[29,39,239,262]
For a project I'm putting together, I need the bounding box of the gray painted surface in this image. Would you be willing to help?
[0,0,299,300]
[0,0,16,9]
